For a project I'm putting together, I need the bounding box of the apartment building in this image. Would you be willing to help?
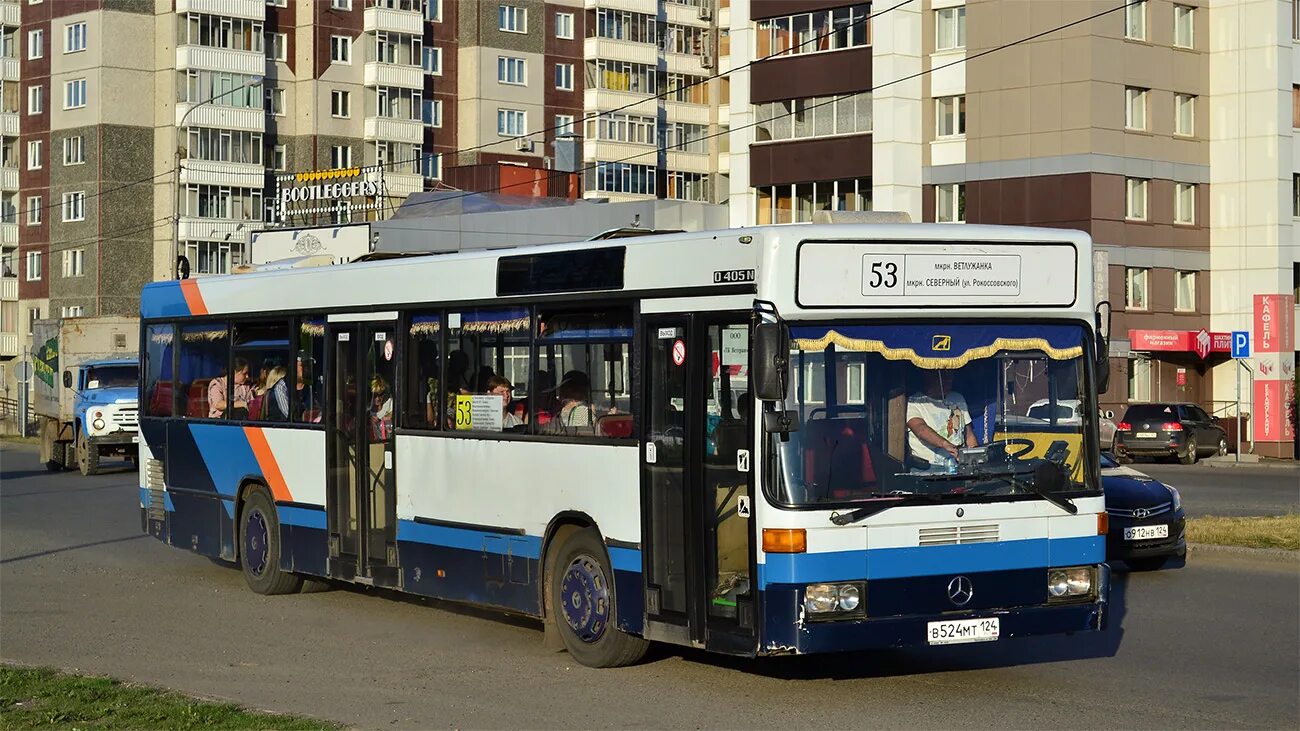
[1,0,18,372]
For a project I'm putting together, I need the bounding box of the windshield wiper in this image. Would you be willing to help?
[987,464,1078,515]
[829,494,943,526]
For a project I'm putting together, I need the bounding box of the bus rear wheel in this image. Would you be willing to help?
[546,527,648,668]
[239,487,303,596]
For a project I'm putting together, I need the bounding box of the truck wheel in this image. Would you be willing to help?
[546,527,648,668]
[77,431,101,476]
[40,420,65,471]
[239,487,303,596]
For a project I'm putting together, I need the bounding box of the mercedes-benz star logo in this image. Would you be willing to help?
[1133,508,1150,519]
[947,576,974,606]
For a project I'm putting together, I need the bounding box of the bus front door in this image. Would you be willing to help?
[641,314,757,655]
[326,320,399,587]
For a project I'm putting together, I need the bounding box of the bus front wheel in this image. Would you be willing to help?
[546,527,648,668]
[239,487,303,596]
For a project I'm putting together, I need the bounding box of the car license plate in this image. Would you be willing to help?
[1124,524,1169,540]
[1135,431,1158,438]
[926,617,1000,645]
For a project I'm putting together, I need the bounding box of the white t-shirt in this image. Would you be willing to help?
[906,391,971,466]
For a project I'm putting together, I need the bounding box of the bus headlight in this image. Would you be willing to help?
[1048,566,1096,602]
[804,582,866,618]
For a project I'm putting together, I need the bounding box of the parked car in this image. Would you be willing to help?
[1113,402,1228,464]
[1027,398,1118,450]
[1101,452,1186,571]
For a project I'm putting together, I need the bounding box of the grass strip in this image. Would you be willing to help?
[0,665,336,730]
[1186,514,1300,551]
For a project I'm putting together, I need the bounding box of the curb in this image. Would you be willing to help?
[1187,542,1299,562]
[1202,459,1298,470]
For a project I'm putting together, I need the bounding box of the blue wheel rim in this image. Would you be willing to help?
[245,509,269,577]
[559,553,610,643]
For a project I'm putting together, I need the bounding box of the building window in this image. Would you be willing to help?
[26,29,41,59]
[61,305,85,318]
[422,46,441,75]
[754,178,872,223]
[1125,87,1147,130]
[755,3,871,57]
[499,5,527,33]
[1175,270,1196,312]
[1173,5,1194,48]
[422,98,442,127]
[422,152,441,180]
[1125,177,1148,220]
[556,11,574,39]
[61,191,86,222]
[935,6,965,51]
[25,140,40,170]
[266,32,287,61]
[1295,0,1300,41]
[331,0,351,10]
[426,0,442,22]
[555,114,575,136]
[936,183,965,223]
[1294,174,1300,217]
[1174,182,1195,225]
[64,22,87,53]
[25,196,40,225]
[555,62,573,91]
[935,95,965,137]
[498,56,526,85]
[330,90,350,118]
[585,161,655,195]
[1128,358,1152,402]
[264,87,283,116]
[753,93,873,142]
[63,135,85,165]
[61,248,84,278]
[1176,93,1195,136]
[63,79,87,110]
[1293,86,1300,129]
[1125,267,1149,310]
[330,145,351,169]
[666,171,711,202]
[25,251,41,282]
[497,108,526,136]
[1125,0,1146,40]
[27,85,42,115]
[330,35,350,64]
[271,145,286,171]
[585,112,657,144]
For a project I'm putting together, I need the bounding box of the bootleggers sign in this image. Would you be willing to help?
[272,167,387,222]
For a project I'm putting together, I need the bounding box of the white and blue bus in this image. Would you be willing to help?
[138,220,1111,667]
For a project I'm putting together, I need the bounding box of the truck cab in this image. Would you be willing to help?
[66,359,139,475]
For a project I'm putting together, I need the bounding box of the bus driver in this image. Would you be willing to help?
[906,368,977,472]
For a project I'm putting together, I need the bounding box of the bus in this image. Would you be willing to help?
[138,220,1112,667]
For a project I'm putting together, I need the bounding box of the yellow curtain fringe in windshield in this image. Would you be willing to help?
[791,332,1084,369]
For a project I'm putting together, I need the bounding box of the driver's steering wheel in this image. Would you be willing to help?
[996,438,1037,460]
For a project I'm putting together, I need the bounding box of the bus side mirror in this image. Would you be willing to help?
[752,322,790,401]
[1095,301,1112,395]
[62,370,72,389]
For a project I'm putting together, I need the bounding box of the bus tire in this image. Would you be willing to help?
[238,487,303,596]
[76,431,100,476]
[547,527,648,668]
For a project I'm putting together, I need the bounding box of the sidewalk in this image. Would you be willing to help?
[1201,454,1299,470]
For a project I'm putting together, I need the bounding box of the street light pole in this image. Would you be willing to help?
[172,76,263,279]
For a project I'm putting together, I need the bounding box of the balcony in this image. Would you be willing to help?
[175,103,265,133]
[1,58,17,82]
[0,332,17,358]
[178,217,254,243]
[2,167,17,191]
[0,223,15,246]
[175,0,264,21]
[365,116,423,144]
[583,37,657,65]
[383,172,423,198]
[1,2,19,27]
[2,111,17,136]
[177,45,266,77]
[363,6,422,35]
[180,159,266,189]
[1,277,15,302]
[363,61,422,90]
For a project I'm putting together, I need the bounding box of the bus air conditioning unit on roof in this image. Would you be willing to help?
[811,210,912,225]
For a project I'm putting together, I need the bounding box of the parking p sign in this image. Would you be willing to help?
[1231,331,1250,359]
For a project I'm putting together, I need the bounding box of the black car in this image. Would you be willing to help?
[1113,402,1228,464]
[1101,452,1187,570]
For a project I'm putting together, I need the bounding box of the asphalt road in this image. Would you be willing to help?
[1133,462,1300,517]
[2,443,1297,730]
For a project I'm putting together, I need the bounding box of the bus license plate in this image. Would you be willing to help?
[926,617,1000,645]
[1124,524,1169,541]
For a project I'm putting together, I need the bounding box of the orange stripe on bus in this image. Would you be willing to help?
[179,279,209,316]
[244,426,293,503]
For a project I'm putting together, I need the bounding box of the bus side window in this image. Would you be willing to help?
[294,318,324,424]
[446,307,530,433]
[179,323,229,420]
[404,312,442,429]
[145,324,176,417]
[534,307,634,439]
[233,320,292,423]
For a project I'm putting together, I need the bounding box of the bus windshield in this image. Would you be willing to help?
[768,322,1096,507]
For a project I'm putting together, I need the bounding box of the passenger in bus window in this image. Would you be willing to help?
[369,375,393,441]
[261,365,290,422]
[905,368,977,472]
[554,370,597,434]
[532,369,557,427]
[486,375,524,431]
[209,358,253,419]
[296,352,321,422]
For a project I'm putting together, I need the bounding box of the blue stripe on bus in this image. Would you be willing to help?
[188,423,259,500]
[279,505,327,530]
[608,546,641,573]
[139,486,148,508]
[758,536,1105,586]
[140,281,191,319]
[397,519,544,559]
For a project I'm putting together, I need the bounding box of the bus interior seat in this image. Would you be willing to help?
[802,418,878,499]
[598,413,634,439]
[186,378,212,418]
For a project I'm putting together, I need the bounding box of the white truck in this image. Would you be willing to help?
[32,317,140,475]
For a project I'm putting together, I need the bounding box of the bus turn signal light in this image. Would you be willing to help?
[763,528,807,553]
[1098,513,1108,536]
